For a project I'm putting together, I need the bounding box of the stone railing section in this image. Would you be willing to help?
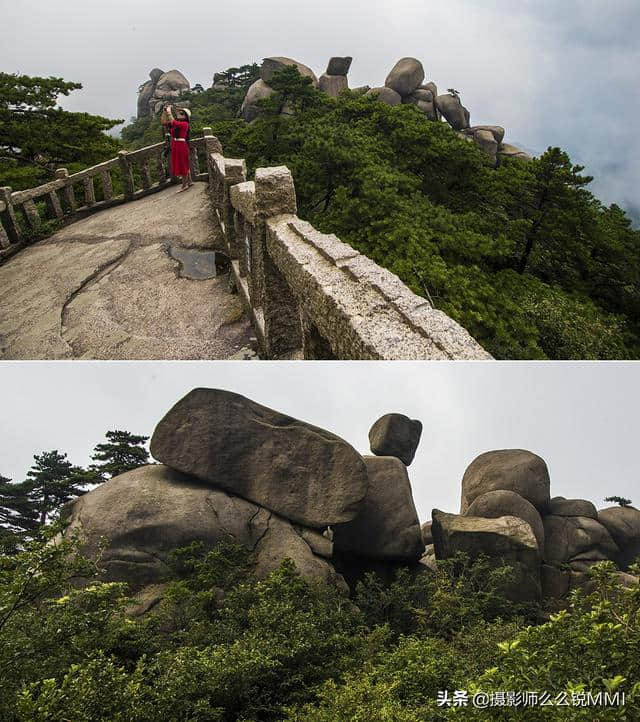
[208,145,491,360]
[0,133,215,261]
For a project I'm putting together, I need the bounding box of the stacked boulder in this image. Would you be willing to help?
[61,390,426,607]
[136,68,191,118]
[241,57,319,122]
[365,58,439,122]
[429,449,639,603]
[319,57,352,98]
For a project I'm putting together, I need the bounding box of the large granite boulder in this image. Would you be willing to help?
[150,388,368,529]
[465,489,544,551]
[436,94,470,130]
[61,465,342,592]
[261,57,318,86]
[421,520,433,545]
[598,506,640,568]
[333,456,424,561]
[368,413,422,466]
[327,57,352,75]
[542,515,619,568]
[241,79,276,122]
[461,449,551,514]
[319,74,348,98]
[463,125,505,145]
[385,58,425,97]
[365,86,402,106]
[548,497,597,519]
[432,509,541,602]
[403,89,437,120]
[137,81,155,119]
[498,143,531,161]
[472,129,499,164]
[154,69,190,99]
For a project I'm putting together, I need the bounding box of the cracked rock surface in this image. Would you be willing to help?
[0,185,251,359]
[61,464,342,591]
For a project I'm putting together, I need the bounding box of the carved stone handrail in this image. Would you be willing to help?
[0,133,215,262]
[207,147,491,360]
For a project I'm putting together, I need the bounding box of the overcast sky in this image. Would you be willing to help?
[1,361,637,522]
[2,0,639,220]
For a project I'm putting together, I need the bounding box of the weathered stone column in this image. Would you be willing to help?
[118,151,135,200]
[55,169,76,213]
[255,166,302,358]
[0,187,20,243]
[202,127,223,156]
[222,158,247,260]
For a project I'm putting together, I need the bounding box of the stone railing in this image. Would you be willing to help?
[0,133,216,261]
[207,140,491,360]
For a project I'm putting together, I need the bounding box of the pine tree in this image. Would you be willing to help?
[23,452,86,526]
[0,475,38,552]
[89,430,150,482]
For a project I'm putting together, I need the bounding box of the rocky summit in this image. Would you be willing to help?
[62,390,639,611]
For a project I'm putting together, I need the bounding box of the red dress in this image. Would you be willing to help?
[169,120,190,176]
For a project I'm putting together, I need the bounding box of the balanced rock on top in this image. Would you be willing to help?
[368,412,422,466]
[150,388,368,529]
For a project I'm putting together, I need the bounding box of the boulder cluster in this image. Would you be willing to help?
[63,391,639,611]
[424,449,640,603]
[236,55,530,165]
[136,68,191,119]
[62,389,425,607]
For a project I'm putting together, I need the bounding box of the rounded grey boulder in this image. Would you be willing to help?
[326,57,352,76]
[62,465,342,592]
[598,506,640,568]
[542,514,619,566]
[465,489,544,551]
[436,94,470,130]
[154,69,190,98]
[333,456,424,561]
[368,412,423,466]
[461,449,551,514]
[365,86,402,106]
[548,497,597,519]
[261,57,318,86]
[241,79,275,122]
[150,388,369,529]
[385,57,425,97]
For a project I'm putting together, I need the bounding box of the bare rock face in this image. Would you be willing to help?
[385,57,425,97]
[436,94,470,130]
[327,57,352,75]
[403,89,437,120]
[498,143,531,161]
[421,520,433,545]
[136,68,165,119]
[548,497,597,519]
[432,509,541,602]
[241,79,276,122]
[542,515,619,569]
[333,456,424,561]
[154,69,190,99]
[365,86,402,106]
[368,413,422,466]
[472,129,499,164]
[465,489,544,551]
[598,506,640,568]
[150,388,368,529]
[261,57,318,86]
[460,449,551,514]
[61,465,342,591]
[319,74,348,98]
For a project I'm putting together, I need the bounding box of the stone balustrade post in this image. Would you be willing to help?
[118,151,135,200]
[0,186,21,243]
[55,169,77,212]
[222,159,247,260]
[202,128,223,155]
[254,166,302,358]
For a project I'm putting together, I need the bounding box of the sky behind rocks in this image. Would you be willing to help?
[1,362,637,522]
[2,0,639,220]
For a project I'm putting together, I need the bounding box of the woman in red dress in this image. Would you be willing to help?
[163,105,193,190]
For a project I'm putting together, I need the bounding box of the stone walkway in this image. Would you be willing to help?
[0,184,254,359]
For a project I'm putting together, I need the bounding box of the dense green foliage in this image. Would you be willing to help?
[0,73,122,191]
[0,430,149,550]
[0,533,637,721]
[121,65,640,359]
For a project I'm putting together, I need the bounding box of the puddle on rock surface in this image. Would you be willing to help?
[169,246,231,280]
